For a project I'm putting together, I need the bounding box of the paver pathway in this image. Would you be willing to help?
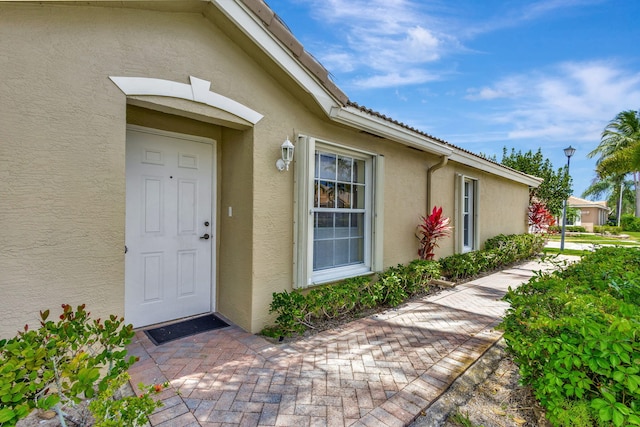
[127,259,555,427]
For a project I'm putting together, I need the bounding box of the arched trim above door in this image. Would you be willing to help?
[110,75,264,125]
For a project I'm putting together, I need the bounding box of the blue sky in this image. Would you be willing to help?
[268,0,640,198]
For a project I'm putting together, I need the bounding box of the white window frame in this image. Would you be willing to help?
[294,135,384,288]
[456,174,479,253]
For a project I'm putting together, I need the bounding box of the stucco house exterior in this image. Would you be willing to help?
[567,196,610,231]
[0,0,541,338]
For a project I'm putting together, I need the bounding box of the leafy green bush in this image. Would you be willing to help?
[266,233,544,337]
[548,225,587,233]
[500,247,640,426]
[265,261,441,337]
[0,305,164,427]
[595,225,623,234]
[621,214,640,232]
[440,233,545,281]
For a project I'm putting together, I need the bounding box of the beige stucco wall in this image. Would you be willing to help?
[429,163,531,255]
[0,2,532,337]
[0,2,272,336]
[579,208,604,227]
[1,4,128,338]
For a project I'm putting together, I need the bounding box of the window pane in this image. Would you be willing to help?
[319,153,336,180]
[353,184,365,209]
[318,181,335,208]
[464,214,469,246]
[354,159,365,183]
[337,183,351,208]
[351,213,364,237]
[349,237,364,263]
[334,239,350,266]
[314,240,334,270]
[315,212,334,239]
[335,213,350,237]
[337,156,352,182]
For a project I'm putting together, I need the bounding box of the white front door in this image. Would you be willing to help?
[125,126,215,328]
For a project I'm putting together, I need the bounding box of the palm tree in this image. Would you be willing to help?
[582,175,635,226]
[588,109,640,217]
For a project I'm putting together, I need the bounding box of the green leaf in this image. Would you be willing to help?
[612,408,624,427]
[0,407,16,423]
[627,413,640,425]
[614,402,630,415]
[599,406,612,421]
[613,370,626,382]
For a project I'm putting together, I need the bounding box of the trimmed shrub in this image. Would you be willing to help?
[500,247,640,426]
[594,225,622,234]
[265,233,544,337]
[265,261,441,337]
[621,214,640,232]
[548,225,587,233]
[440,233,545,281]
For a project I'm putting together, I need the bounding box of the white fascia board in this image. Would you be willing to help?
[449,151,543,187]
[330,106,453,156]
[212,0,338,115]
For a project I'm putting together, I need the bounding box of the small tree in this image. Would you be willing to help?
[417,206,452,260]
[528,201,555,233]
[501,147,572,216]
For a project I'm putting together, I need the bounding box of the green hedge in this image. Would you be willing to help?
[621,214,640,232]
[594,225,623,234]
[548,225,587,233]
[263,259,441,337]
[264,233,545,338]
[500,247,640,426]
[439,233,546,281]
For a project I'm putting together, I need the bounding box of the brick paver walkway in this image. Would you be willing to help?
[127,260,552,427]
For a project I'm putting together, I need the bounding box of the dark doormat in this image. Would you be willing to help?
[144,314,229,345]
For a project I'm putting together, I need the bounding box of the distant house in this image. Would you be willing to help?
[0,0,541,337]
[567,196,610,231]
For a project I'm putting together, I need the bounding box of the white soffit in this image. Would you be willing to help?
[109,75,264,125]
[330,105,453,156]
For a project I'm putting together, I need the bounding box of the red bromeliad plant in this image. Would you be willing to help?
[417,206,452,260]
[528,201,556,234]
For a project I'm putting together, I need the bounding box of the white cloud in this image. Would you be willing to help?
[353,70,440,89]
[465,76,528,100]
[459,0,607,38]
[296,0,610,90]
[467,61,640,142]
[303,0,460,88]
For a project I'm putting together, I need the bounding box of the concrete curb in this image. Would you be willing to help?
[409,338,508,427]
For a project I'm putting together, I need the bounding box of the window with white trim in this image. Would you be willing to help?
[295,136,384,287]
[457,175,479,253]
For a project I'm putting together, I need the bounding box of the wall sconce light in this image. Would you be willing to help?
[276,137,295,171]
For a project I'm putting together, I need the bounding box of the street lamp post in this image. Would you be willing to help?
[560,145,576,251]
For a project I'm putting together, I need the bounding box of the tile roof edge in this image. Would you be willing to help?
[240,0,349,105]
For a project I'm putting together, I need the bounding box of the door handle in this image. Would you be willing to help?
[200,233,210,240]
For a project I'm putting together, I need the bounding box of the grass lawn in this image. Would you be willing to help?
[547,231,640,246]
[543,248,591,256]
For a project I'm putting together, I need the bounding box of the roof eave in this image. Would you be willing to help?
[213,0,543,186]
[330,105,453,156]
[449,151,543,187]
